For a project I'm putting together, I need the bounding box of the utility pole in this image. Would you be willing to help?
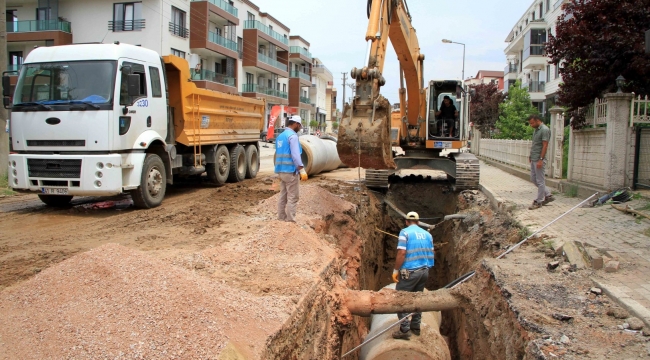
[341,72,347,112]
[0,0,7,179]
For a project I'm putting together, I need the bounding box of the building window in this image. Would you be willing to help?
[282,84,286,92]
[171,48,186,58]
[36,7,52,21]
[149,67,162,98]
[247,12,255,21]
[237,37,243,59]
[555,64,560,79]
[246,72,254,85]
[539,3,543,17]
[546,0,550,13]
[546,65,550,82]
[170,6,188,38]
[112,2,144,31]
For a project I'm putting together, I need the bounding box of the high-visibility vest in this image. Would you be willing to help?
[274,129,302,173]
[398,225,434,270]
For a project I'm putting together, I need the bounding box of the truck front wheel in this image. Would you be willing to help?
[38,195,73,207]
[131,153,166,209]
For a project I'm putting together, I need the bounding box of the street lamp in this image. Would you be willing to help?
[442,39,465,83]
[616,75,626,93]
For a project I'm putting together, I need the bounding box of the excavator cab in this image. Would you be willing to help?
[427,80,466,141]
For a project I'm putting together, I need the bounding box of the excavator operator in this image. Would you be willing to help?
[435,96,458,137]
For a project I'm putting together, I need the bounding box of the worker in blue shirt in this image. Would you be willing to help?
[391,211,435,340]
[274,115,308,222]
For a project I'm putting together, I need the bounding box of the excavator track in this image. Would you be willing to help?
[365,169,394,189]
[337,96,396,170]
[450,152,480,191]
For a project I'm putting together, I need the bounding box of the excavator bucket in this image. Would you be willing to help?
[337,96,396,170]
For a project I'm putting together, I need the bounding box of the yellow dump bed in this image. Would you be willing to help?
[163,55,265,147]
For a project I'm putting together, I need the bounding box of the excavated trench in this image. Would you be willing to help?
[336,177,531,360]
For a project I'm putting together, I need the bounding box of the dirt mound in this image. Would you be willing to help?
[0,243,295,359]
[256,185,357,219]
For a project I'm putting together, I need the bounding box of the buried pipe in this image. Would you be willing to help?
[345,284,453,360]
[384,199,467,229]
[343,288,461,317]
[299,135,343,175]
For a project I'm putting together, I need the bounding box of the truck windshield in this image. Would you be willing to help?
[13,61,117,107]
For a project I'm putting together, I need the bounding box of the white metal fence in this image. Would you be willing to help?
[631,95,650,126]
[583,97,608,127]
[478,139,532,170]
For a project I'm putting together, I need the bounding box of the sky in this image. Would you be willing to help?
[251,0,533,109]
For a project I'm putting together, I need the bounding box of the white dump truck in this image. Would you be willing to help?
[5,43,266,208]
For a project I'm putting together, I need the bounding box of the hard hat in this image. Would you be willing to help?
[406,212,419,220]
[290,115,302,125]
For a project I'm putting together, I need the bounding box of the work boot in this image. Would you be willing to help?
[528,201,542,210]
[391,329,411,340]
[543,195,556,205]
[411,328,421,336]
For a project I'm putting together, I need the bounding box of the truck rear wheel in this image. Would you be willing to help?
[245,145,259,179]
[228,145,246,183]
[38,195,73,207]
[207,145,230,185]
[131,153,166,209]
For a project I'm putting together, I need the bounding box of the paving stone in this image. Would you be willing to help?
[605,261,620,273]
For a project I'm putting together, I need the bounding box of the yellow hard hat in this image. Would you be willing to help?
[406,212,419,220]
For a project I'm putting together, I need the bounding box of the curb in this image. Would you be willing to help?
[479,157,561,189]
[591,277,650,329]
[479,183,509,213]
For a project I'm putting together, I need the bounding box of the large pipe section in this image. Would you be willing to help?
[299,135,343,176]
[358,284,452,360]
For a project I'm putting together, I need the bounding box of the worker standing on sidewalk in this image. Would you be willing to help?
[275,115,308,222]
[528,114,555,210]
[391,212,435,340]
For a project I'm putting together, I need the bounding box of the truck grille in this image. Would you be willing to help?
[27,159,82,179]
[26,140,86,147]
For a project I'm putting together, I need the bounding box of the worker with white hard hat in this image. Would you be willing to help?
[274,115,308,222]
[391,211,434,341]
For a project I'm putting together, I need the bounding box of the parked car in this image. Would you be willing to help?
[260,131,268,142]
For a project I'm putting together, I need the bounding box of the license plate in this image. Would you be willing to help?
[434,141,452,149]
[41,187,69,195]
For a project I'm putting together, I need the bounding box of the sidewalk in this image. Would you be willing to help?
[479,161,650,326]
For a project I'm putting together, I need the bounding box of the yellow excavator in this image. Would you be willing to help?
[337,0,480,190]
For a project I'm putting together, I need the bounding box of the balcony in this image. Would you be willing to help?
[192,69,236,87]
[242,84,288,99]
[300,96,311,104]
[169,22,188,39]
[504,64,518,75]
[525,81,546,93]
[522,44,547,69]
[108,19,146,32]
[290,46,311,58]
[258,53,288,72]
[290,70,310,82]
[6,64,21,73]
[209,31,238,52]
[312,65,332,79]
[191,0,238,17]
[244,20,288,46]
[7,20,71,33]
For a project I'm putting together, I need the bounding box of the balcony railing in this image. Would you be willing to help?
[300,96,311,104]
[191,69,236,87]
[209,31,238,52]
[192,0,238,17]
[258,53,288,72]
[522,81,545,93]
[290,46,312,59]
[242,84,288,99]
[7,20,71,33]
[169,22,188,38]
[523,44,546,60]
[244,20,288,45]
[290,70,310,81]
[504,64,518,75]
[108,19,145,32]
[6,64,21,72]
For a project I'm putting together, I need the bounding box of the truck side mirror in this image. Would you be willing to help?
[127,74,140,97]
[2,76,10,97]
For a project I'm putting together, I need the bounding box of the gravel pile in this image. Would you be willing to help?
[0,243,293,359]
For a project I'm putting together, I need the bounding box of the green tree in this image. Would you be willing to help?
[332,121,339,130]
[494,81,538,140]
[309,120,319,129]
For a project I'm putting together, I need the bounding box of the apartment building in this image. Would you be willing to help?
[464,70,504,91]
[503,0,568,117]
[6,0,328,129]
[310,57,333,129]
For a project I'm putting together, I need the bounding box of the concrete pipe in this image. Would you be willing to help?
[299,135,343,175]
[359,284,451,360]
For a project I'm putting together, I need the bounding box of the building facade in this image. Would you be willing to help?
[503,0,568,118]
[6,0,329,130]
[310,57,333,130]
[464,70,504,91]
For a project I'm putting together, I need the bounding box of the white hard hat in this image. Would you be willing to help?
[406,212,419,220]
[290,115,302,125]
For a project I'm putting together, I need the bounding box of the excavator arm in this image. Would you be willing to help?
[337,0,426,169]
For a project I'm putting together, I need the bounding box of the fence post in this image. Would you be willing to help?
[549,106,564,179]
[604,92,634,190]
